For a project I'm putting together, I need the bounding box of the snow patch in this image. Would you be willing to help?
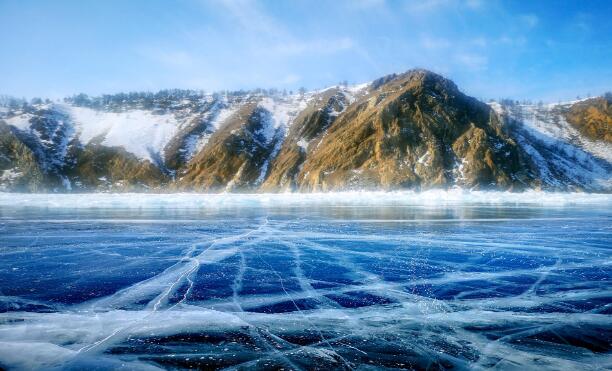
[417,151,430,165]
[4,114,33,131]
[344,82,371,104]
[347,82,371,94]
[178,98,241,162]
[0,169,21,182]
[209,103,238,132]
[258,96,309,143]
[67,105,180,163]
[297,138,309,151]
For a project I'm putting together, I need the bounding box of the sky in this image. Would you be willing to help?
[0,0,610,102]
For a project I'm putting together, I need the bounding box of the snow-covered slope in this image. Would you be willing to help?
[5,104,75,175]
[258,95,310,142]
[67,105,180,164]
[172,95,241,165]
[491,101,612,191]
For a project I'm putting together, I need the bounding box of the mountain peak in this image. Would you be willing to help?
[376,69,458,92]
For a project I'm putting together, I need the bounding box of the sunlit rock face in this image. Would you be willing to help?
[260,87,355,191]
[565,96,612,143]
[296,70,532,191]
[0,70,610,192]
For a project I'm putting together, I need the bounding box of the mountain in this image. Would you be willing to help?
[296,70,530,191]
[1,70,610,193]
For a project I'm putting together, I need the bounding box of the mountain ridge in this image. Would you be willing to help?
[1,69,610,193]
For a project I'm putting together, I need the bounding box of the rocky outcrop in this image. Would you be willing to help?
[0,122,47,191]
[296,70,531,191]
[65,141,168,191]
[261,88,354,191]
[175,100,276,191]
[0,70,610,192]
[564,97,612,143]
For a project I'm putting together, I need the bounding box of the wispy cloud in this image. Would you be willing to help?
[351,0,387,9]
[470,37,488,47]
[138,47,196,68]
[454,52,488,70]
[519,14,539,29]
[420,35,452,50]
[216,0,281,37]
[497,35,527,46]
[214,0,358,59]
[569,12,593,35]
[277,73,301,85]
[268,38,355,56]
[405,0,484,14]
[2,0,606,101]
[464,0,484,9]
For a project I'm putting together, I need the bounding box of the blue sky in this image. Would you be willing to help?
[0,0,610,101]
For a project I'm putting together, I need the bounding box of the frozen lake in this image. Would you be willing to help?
[0,192,611,370]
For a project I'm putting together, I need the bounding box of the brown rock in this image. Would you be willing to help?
[294,69,532,191]
[564,97,612,143]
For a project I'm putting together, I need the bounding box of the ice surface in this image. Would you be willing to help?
[0,195,610,370]
[0,190,610,209]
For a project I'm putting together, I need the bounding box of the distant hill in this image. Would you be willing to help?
[1,70,610,192]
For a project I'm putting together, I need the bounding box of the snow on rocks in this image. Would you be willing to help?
[67,105,180,164]
[4,114,33,132]
[491,101,612,191]
[257,95,310,142]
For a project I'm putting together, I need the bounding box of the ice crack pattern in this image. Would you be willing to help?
[0,199,611,370]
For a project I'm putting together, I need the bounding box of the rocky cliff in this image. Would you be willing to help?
[564,96,612,143]
[0,70,610,192]
[296,70,532,191]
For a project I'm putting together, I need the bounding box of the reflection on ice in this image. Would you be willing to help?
[0,197,610,370]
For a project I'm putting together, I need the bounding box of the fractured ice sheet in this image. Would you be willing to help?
[0,199,611,370]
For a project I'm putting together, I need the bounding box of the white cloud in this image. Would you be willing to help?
[420,35,451,50]
[465,0,484,9]
[470,37,488,47]
[137,47,196,68]
[405,0,484,13]
[454,52,488,70]
[497,35,527,46]
[277,74,301,85]
[217,0,355,57]
[217,0,282,38]
[351,0,386,9]
[519,14,539,28]
[569,13,592,34]
[269,37,355,56]
[405,0,452,13]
